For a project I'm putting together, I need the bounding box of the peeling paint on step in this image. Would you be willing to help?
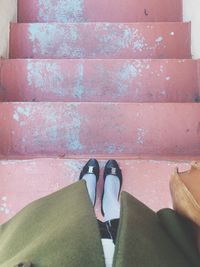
[27,60,65,96]
[37,0,85,22]
[155,36,163,43]
[73,63,85,99]
[136,128,146,145]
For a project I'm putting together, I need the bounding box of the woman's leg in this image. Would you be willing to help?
[102,160,122,222]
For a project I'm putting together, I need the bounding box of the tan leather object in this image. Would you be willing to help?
[170,162,200,227]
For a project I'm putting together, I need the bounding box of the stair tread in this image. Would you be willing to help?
[18,0,182,23]
[9,22,191,59]
[0,158,194,223]
[0,59,198,102]
[0,102,199,157]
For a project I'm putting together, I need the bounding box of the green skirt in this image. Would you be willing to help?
[0,181,199,267]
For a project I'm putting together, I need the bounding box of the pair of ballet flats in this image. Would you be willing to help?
[79,159,122,215]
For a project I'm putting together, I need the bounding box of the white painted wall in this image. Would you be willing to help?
[0,0,199,58]
[183,0,200,58]
[0,0,17,58]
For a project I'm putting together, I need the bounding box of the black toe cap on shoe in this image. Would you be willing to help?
[105,159,120,169]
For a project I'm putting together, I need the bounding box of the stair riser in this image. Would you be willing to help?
[0,103,199,157]
[17,0,182,23]
[0,59,198,102]
[0,159,191,223]
[10,23,191,59]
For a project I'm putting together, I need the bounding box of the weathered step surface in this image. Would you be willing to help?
[0,59,199,102]
[0,158,193,223]
[0,103,199,157]
[10,23,191,59]
[17,0,182,23]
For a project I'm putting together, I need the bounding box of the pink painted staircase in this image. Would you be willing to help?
[0,0,200,223]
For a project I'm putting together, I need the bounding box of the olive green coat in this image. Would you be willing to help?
[0,181,200,267]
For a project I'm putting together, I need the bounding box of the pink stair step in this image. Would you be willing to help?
[0,158,194,224]
[9,22,191,59]
[0,103,199,157]
[0,59,199,102]
[17,0,182,23]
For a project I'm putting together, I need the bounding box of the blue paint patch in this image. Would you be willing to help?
[106,144,116,154]
[106,144,126,154]
[120,63,139,80]
[133,40,145,51]
[155,36,163,43]
[38,104,84,151]
[116,61,145,96]
[46,125,59,141]
[13,112,19,122]
[27,60,65,96]
[28,23,85,58]
[67,107,84,151]
[38,0,85,22]
[136,128,146,145]
[17,106,31,117]
[13,106,31,122]
[73,63,85,99]
[95,24,145,56]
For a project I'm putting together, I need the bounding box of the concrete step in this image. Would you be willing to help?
[0,59,199,102]
[0,158,194,224]
[9,22,191,59]
[17,0,182,23]
[0,103,199,157]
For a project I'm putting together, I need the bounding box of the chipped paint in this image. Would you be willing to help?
[0,196,10,215]
[13,106,31,122]
[13,112,20,122]
[106,144,126,154]
[28,24,85,57]
[22,22,190,59]
[155,36,163,43]
[37,0,85,22]
[136,128,146,145]
[17,106,31,117]
[27,60,65,96]
[39,105,83,151]
[73,63,85,99]
[95,24,145,55]
[66,107,84,151]
[160,65,164,72]
[116,62,139,95]
[133,39,145,51]
[106,144,116,154]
